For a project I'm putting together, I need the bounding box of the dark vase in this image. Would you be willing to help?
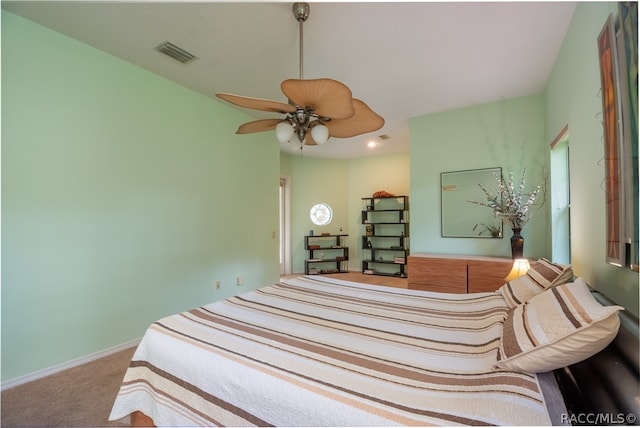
[511,228,524,259]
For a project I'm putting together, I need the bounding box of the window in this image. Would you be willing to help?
[310,203,332,226]
[550,127,571,264]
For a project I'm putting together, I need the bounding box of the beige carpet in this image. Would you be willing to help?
[1,347,136,427]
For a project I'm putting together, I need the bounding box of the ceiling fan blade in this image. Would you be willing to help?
[281,78,355,119]
[216,93,296,114]
[325,99,385,138]
[236,119,282,134]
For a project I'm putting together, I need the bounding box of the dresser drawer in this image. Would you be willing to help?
[408,254,515,294]
[408,256,467,293]
[467,260,512,292]
[408,281,467,293]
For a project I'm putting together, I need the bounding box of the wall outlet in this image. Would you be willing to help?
[236,275,244,286]
[215,280,221,290]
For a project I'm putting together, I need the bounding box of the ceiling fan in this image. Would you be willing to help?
[215,2,384,148]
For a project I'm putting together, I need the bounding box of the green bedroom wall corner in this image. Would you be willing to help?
[280,152,410,275]
[1,11,280,381]
[346,153,411,269]
[283,155,349,273]
[543,2,639,316]
[408,94,548,259]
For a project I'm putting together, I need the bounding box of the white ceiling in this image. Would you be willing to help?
[2,1,576,159]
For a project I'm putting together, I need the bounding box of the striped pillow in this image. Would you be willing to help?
[495,278,623,373]
[498,258,573,308]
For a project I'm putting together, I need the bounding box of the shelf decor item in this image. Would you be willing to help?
[372,190,394,198]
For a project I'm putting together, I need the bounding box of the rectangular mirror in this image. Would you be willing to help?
[441,167,502,238]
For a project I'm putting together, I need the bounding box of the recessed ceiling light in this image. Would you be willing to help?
[367,141,377,148]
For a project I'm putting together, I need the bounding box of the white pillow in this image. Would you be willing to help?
[495,278,623,373]
[498,258,573,308]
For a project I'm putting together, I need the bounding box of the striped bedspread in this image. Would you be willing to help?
[109,276,552,426]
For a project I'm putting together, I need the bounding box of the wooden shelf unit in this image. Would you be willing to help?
[361,196,409,278]
[407,253,513,293]
[304,234,349,275]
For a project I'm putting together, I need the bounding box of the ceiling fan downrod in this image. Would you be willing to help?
[284,2,315,146]
[292,2,309,80]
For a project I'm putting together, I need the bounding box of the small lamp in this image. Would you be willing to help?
[505,258,530,281]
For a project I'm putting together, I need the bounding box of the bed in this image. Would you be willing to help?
[553,290,639,424]
[109,264,633,426]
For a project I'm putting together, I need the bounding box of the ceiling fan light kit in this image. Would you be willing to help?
[276,122,295,143]
[215,2,384,150]
[310,123,329,145]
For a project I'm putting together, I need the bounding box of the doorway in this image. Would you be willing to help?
[279,177,291,274]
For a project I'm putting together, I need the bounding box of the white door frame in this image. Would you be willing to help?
[280,176,292,275]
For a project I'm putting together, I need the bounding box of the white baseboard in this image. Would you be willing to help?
[1,338,141,391]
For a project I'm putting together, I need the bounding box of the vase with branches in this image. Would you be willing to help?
[469,169,544,257]
[469,169,543,229]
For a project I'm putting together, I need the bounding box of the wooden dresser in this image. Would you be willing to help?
[407,253,513,293]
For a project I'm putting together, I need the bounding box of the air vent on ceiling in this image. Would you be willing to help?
[379,134,391,140]
[154,41,198,64]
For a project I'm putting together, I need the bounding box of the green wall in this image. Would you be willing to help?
[409,94,549,259]
[283,155,349,273]
[544,2,638,315]
[347,154,411,267]
[2,12,280,381]
[408,2,638,316]
[281,152,410,274]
